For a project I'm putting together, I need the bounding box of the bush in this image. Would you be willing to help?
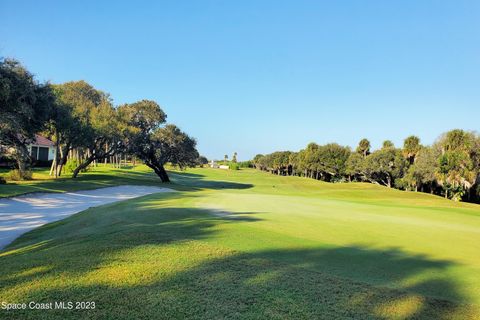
[229,163,240,170]
[9,169,33,181]
[238,161,253,168]
[0,176,6,184]
[64,159,89,174]
[64,159,78,173]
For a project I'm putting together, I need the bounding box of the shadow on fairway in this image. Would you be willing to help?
[1,245,476,319]
[138,247,475,319]
[169,171,253,191]
[0,193,477,319]
[0,169,253,198]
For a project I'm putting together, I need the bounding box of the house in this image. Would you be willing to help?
[209,160,229,170]
[0,134,56,167]
[28,134,56,162]
[210,160,219,168]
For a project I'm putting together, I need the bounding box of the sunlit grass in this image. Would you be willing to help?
[0,164,161,198]
[1,167,479,319]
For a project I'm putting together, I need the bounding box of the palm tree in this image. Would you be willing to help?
[356,138,371,158]
[403,135,421,164]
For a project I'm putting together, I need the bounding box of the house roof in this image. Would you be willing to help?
[32,134,55,147]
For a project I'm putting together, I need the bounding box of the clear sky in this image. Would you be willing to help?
[1,1,479,160]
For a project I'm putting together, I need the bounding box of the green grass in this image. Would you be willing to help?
[0,165,167,198]
[1,167,480,319]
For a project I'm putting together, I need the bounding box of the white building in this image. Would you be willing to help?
[28,134,56,162]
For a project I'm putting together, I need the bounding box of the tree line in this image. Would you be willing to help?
[252,131,480,203]
[0,58,200,182]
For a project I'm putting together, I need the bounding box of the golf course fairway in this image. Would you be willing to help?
[1,167,479,319]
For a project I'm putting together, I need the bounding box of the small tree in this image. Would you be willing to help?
[232,152,238,163]
[196,156,209,167]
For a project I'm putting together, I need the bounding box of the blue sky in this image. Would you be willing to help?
[1,1,479,160]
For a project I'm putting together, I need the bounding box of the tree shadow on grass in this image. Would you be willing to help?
[168,171,253,191]
[1,245,477,319]
[134,247,476,320]
[0,193,478,319]
[1,190,259,254]
[0,169,253,198]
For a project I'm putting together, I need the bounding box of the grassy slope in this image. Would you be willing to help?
[0,165,168,198]
[1,167,480,319]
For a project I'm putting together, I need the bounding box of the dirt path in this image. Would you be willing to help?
[0,185,174,249]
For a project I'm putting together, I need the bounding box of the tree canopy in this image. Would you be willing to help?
[119,100,198,182]
[1,58,199,183]
[253,130,480,203]
[0,58,55,175]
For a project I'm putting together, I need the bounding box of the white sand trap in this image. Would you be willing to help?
[0,185,174,249]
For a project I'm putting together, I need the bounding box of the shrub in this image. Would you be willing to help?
[64,159,78,173]
[238,161,253,168]
[9,169,33,181]
[64,159,89,174]
[229,163,240,170]
[0,176,6,184]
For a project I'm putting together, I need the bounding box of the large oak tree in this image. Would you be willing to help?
[119,100,198,182]
[0,58,54,176]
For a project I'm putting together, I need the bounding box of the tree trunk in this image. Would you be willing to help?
[14,144,31,177]
[49,158,56,177]
[72,156,95,178]
[57,143,70,177]
[146,163,170,182]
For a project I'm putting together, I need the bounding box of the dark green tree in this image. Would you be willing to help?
[119,100,198,182]
[0,58,54,177]
[364,147,407,188]
[316,143,351,181]
[197,156,209,166]
[55,81,123,178]
[435,129,478,201]
[345,152,365,182]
